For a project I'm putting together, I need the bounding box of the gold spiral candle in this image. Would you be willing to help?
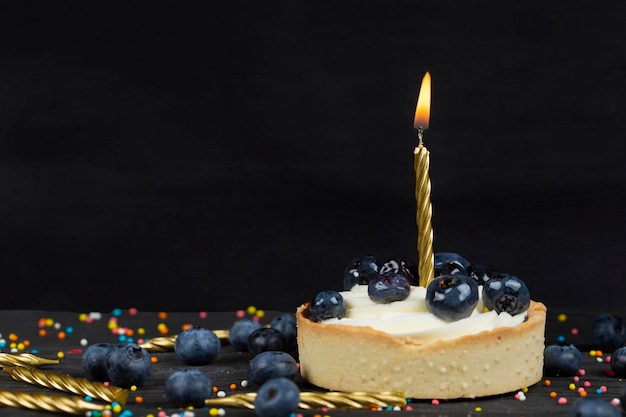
[205,391,406,410]
[3,366,129,405]
[413,72,435,287]
[0,389,107,415]
[0,353,59,368]
[139,329,230,352]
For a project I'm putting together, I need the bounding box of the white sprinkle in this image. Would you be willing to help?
[240,379,248,387]
[54,322,62,330]
[217,390,226,398]
[218,409,226,416]
[597,357,604,362]
[88,312,102,320]
[393,405,402,411]
[517,391,526,401]
[80,338,89,347]
[10,348,18,353]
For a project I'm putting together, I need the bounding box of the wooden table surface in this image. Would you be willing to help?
[0,307,623,417]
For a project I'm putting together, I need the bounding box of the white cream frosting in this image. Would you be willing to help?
[322,285,527,343]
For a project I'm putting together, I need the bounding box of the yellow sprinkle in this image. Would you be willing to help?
[557,313,567,322]
[57,351,65,359]
[78,313,88,322]
[130,385,138,392]
[568,383,576,390]
[45,318,54,327]
[475,406,482,411]
[247,306,257,315]
[9,343,16,349]
[209,408,220,416]
[108,321,117,330]
[137,327,145,335]
[112,404,122,413]
[590,350,597,357]
[256,309,265,318]
[17,343,25,351]
[522,387,528,393]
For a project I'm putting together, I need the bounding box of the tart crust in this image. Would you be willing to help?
[296,300,546,399]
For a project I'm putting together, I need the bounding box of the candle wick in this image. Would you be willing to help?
[417,127,424,146]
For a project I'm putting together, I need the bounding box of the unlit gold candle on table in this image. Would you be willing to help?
[414,72,435,287]
[0,352,59,368]
[140,329,230,352]
[0,389,106,415]
[3,366,129,405]
[205,391,406,410]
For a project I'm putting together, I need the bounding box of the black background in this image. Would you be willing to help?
[1,1,625,313]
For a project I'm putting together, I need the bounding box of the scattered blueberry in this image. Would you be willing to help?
[175,326,221,365]
[434,252,471,277]
[310,290,346,321]
[270,313,297,352]
[254,377,300,417]
[378,256,418,285]
[425,274,478,321]
[82,343,115,380]
[543,344,582,376]
[247,328,286,356]
[343,256,379,290]
[165,369,214,407]
[610,347,626,377]
[249,351,299,385]
[572,397,621,417]
[368,273,411,303]
[106,343,152,388]
[482,273,530,315]
[229,319,262,352]
[592,313,626,352]
[467,264,497,286]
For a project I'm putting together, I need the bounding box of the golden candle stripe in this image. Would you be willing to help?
[0,353,59,368]
[205,391,406,410]
[3,366,129,405]
[140,329,230,352]
[0,389,107,415]
[415,142,435,287]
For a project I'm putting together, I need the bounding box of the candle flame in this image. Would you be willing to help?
[413,72,431,130]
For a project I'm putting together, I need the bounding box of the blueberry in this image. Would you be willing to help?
[165,369,214,407]
[229,319,262,352]
[610,347,626,377]
[592,313,626,352]
[425,274,478,321]
[343,256,379,290]
[247,328,286,356]
[310,290,346,321]
[434,252,471,277]
[270,313,297,352]
[106,343,152,388]
[82,343,115,380]
[249,351,299,385]
[482,273,530,315]
[254,377,300,417]
[543,344,582,376]
[175,326,221,365]
[368,273,411,303]
[467,264,497,286]
[572,397,621,417]
[378,257,418,285]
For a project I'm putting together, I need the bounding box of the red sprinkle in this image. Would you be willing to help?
[558,397,568,405]
[431,399,440,406]
[605,369,616,377]
[68,349,83,355]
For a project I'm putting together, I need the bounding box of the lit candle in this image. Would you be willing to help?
[413,72,435,287]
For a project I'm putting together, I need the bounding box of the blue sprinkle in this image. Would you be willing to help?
[31,349,39,354]
[65,326,74,334]
[596,388,603,394]
[118,335,127,343]
[112,308,123,317]
[557,335,566,343]
[84,395,93,402]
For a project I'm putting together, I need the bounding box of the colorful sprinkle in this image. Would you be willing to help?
[557,313,567,322]
[557,397,568,405]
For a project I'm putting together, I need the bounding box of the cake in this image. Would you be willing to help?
[296,255,547,399]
